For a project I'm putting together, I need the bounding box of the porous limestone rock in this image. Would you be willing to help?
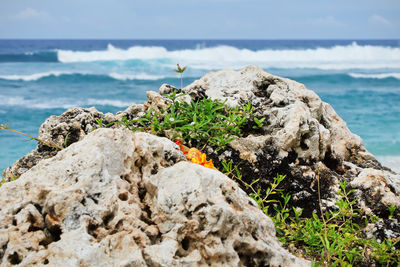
[3,65,399,238]
[183,65,362,162]
[0,128,309,266]
[182,66,400,221]
[2,104,144,181]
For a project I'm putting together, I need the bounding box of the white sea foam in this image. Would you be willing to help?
[376,155,400,173]
[0,71,168,82]
[57,42,400,70]
[348,73,400,79]
[86,98,132,107]
[0,71,72,81]
[0,95,131,109]
[108,73,166,81]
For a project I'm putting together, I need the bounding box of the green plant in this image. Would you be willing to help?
[248,175,400,266]
[253,117,265,129]
[63,132,70,148]
[92,90,399,265]
[116,94,253,151]
[0,173,19,187]
[222,160,400,266]
[173,64,187,90]
[95,118,115,129]
[388,205,396,219]
[0,123,63,150]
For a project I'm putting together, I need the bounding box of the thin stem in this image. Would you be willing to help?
[1,124,63,150]
[316,170,330,262]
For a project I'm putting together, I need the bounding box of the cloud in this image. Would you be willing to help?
[368,14,391,26]
[13,8,49,20]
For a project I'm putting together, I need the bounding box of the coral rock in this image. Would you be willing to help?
[0,128,309,266]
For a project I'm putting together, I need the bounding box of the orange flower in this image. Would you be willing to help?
[175,139,215,169]
[203,160,215,169]
[187,148,202,161]
[175,138,189,154]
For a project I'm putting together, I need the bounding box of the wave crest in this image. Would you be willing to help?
[0,71,72,81]
[0,71,166,82]
[348,73,400,79]
[57,42,400,70]
[0,95,132,109]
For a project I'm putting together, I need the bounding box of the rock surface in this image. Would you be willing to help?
[182,66,400,220]
[0,128,308,266]
[2,105,144,182]
[2,65,399,237]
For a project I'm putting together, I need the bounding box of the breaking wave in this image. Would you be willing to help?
[56,42,400,70]
[0,95,132,109]
[0,71,167,82]
[0,71,72,81]
[348,73,400,80]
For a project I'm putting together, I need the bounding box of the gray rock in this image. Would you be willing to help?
[2,104,144,181]
[0,128,308,266]
[182,65,399,219]
[363,219,400,243]
[3,64,399,232]
[183,65,362,163]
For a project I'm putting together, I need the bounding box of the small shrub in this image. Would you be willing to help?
[246,173,400,265]
[113,91,255,151]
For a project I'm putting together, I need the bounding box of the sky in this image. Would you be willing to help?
[0,0,399,39]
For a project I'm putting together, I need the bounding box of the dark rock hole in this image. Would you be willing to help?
[0,241,8,261]
[300,136,309,150]
[134,159,141,168]
[140,205,155,226]
[88,222,98,238]
[89,193,101,204]
[151,164,159,175]
[50,225,62,242]
[28,226,42,232]
[8,252,22,265]
[34,204,43,213]
[322,149,342,173]
[193,203,208,213]
[181,237,190,251]
[64,129,81,147]
[118,192,128,201]
[103,213,114,226]
[138,187,146,202]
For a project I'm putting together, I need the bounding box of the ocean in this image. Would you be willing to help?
[0,40,399,173]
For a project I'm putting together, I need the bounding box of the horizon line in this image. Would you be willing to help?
[1,38,399,41]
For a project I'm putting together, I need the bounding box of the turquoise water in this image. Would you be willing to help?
[0,40,399,172]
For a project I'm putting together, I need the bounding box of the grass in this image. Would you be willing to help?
[108,90,260,151]
[1,81,398,265]
[105,90,399,265]
[220,160,400,266]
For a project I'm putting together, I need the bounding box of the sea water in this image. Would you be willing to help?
[0,40,399,173]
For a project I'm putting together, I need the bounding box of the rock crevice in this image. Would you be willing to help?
[0,128,308,266]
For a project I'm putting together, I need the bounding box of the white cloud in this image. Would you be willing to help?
[368,14,391,26]
[14,8,49,20]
